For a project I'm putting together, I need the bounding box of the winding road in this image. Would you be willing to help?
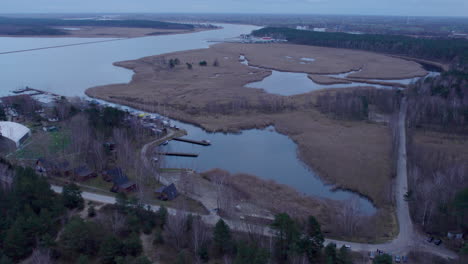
[51,99,457,259]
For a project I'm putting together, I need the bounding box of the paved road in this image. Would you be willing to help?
[51,99,458,259]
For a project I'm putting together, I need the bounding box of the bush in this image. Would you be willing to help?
[199,61,207,66]
[62,183,84,210]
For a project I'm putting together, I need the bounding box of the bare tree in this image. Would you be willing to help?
[97,210,127,234]
[191,216,210,264]
[165,211,188,250]
[340,196,363,237]
[68,113,92,159]
[113,128,133,171]
[29,248,52,264]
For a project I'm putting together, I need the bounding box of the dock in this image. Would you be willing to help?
[157,152,199,158]
[173,137,211,146]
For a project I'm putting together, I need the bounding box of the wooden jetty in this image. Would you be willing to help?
[173,137,211,146]
[157,152,199,158]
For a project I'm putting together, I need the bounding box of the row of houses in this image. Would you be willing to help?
[35,158,137,193]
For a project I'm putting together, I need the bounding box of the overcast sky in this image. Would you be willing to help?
[1,0,467,17]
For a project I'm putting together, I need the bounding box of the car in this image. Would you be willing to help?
[402,256,408,262]
[395,255,401,263]
[344,244,351,249]
[426,236,434,243]
[434,239,442,245]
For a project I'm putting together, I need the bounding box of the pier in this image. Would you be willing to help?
[157,152,199,158]
[173,137,211,146]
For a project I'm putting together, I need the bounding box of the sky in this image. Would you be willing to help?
[1,0,467,17]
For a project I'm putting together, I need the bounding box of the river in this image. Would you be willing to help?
[0,24,383,214]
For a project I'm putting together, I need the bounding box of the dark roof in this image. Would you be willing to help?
[120,181,136,190]
[73,166,94,177]
[56,160,70,171]
[108,168,130,187]
[155,183,178,200]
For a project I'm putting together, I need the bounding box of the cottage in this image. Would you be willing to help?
[55,160,72,176]
[106,168,137,193]
[72,165,96,182]
[35,158,55,175]
[155,183,178,201]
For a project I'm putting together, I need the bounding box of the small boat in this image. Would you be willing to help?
[160,141,169,146]
[201,140,211,145]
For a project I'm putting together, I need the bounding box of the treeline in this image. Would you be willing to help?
[407,136,468,244]
[252,27,468,64]
[0,161,65,262]
[0,17,194,36]
[406,71,468,133]
[0,17,194,30]
[316,88,401,121]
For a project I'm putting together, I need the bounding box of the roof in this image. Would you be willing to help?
[108,168,130,186]
[0,121,30,146]
[73,166,94,177]
[155,183,178,200]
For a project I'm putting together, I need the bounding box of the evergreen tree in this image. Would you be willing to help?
[156,205,168,229]
[100,235,124,264]
[0,105,6,121]
[213,219,233,255]
[88,204,96,217]
[0,255,13,264]
[76,255,89,264]
[325,243,337,264]
[3,221,31,261]
[123,233,143,257]
[62,183,84,210]
[234,241,269,264]
[133,256,152,264]
[60,217,102,257]
[373,254,392,264]
[337,246,352,264]
[298,215,324,263]
[270,213,300,263]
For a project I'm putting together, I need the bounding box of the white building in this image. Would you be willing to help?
[0,121,31,147]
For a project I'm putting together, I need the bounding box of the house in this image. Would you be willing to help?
[72,165,96,182]
[105,168,137,193]
[155,183,178,201]
[35,158,55,175]
[55,160,72,176]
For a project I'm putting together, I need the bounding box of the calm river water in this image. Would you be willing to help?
[0,24,379,213]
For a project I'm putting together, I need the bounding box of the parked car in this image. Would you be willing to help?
[395,255,401,263]
[434,239,442,246]
[427,236,434,243]
[344,244,351,249]
[402,255,408,262]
